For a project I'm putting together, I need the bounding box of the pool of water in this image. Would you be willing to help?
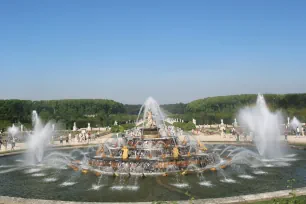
[0,145,306,202]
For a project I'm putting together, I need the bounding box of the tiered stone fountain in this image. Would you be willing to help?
[69,98,230,176]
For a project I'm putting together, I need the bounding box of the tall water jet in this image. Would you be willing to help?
[136,97,166,130]
[7,124,19,141]
[26,111,54,164]
[238,94,284,158]
[290,116,301,130]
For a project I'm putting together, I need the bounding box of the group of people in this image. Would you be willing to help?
[59,134,70,144]
[0,136,16,151]
[294,126,305,137]
[284,125,305,140]
[58,132,96,145]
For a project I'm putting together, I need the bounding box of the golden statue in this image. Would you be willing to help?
[96,145,104,157]
[197,140,207,151]
[121,146,129,160]
[172,146,179,159]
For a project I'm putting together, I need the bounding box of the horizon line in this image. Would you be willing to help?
[1,92,305,105]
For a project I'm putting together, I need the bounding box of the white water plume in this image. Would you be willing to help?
[32,173,46,177]
[220,178,236,183]
[290,117,302,130]
[171,183,189,188]
[238,94,285,158]
[43,177,58,182]
[60,181,77,187]
[238,174,254,179]
[26,110,54,164]
[89,184,104,191]
[136,97,166,129]
[110,185,139,191]
[199,181,213,187]
[7,125,19,140]
[253,170,267,175]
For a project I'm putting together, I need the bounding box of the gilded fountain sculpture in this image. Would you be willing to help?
[68,97,231,176]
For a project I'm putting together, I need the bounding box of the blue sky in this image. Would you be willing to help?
[0,0,305,104]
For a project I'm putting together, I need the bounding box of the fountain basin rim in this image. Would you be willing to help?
[1,187,306,204]
[81,169,216,176]
[0,144,98,158]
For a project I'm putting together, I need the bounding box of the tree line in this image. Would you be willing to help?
[0,99,127,130]
[174,94,306,125]
[0,93,305,130]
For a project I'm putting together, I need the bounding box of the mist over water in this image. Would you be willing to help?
[238,94,285,158]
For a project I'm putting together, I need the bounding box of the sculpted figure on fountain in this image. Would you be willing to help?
[145,109,156,128]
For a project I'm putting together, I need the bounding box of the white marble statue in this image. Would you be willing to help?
[233,118,238,127]
[192,119,196,125]
[73,122,77,131]
[287,117,290,125]
[114,121,118,126]
[87,123,91,131]
[146,110,156,128]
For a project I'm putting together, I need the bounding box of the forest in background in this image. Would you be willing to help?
[0,93,305,130]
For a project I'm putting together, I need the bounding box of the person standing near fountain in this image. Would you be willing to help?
[284,125,288,141]
[11,137,16,150]
[296,126,300,137]
[4,140,8,150]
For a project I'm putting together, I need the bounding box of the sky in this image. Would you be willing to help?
[0,0,306,104]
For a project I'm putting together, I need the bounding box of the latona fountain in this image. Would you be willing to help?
[0,96,303,202]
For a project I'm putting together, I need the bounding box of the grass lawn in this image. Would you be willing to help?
[252,195,306,204]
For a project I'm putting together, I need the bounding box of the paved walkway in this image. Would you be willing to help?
[0,133,114,153]
[193,133,306,144]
